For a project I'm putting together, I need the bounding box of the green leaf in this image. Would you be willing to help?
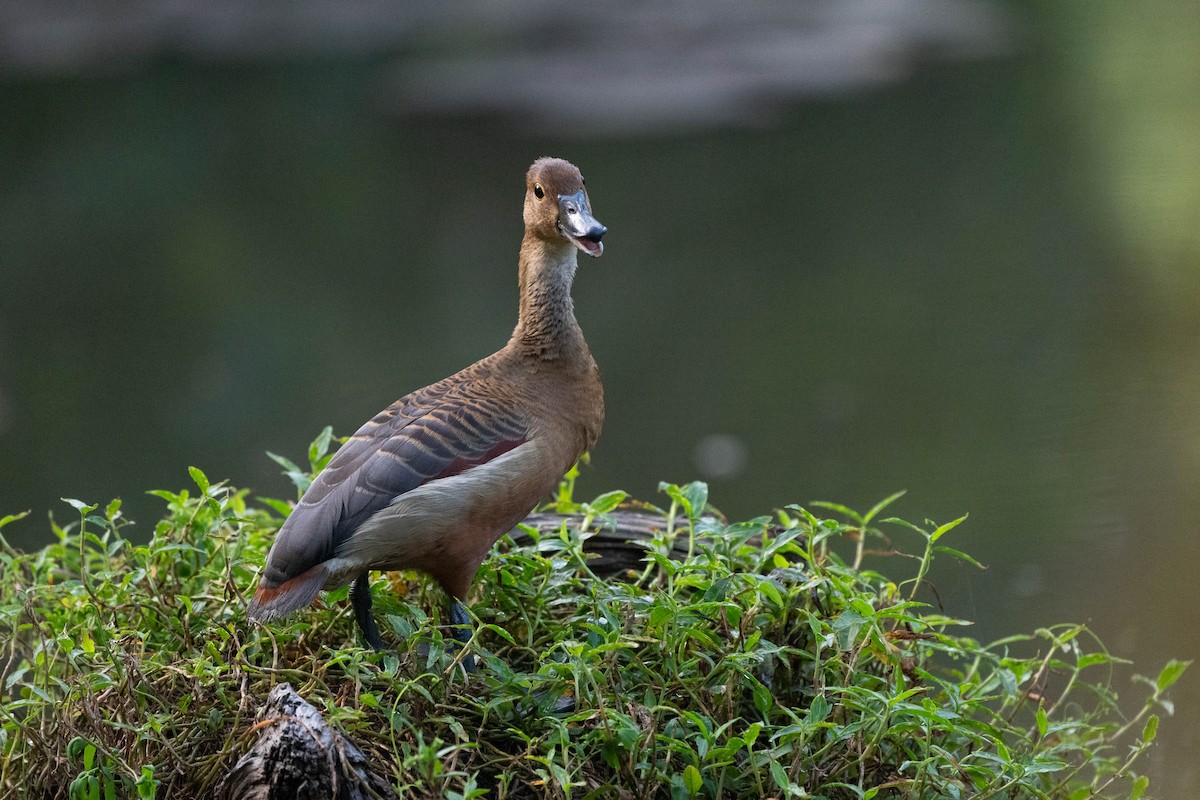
[646,552,679,577]
[308,425,335,471]
[188,466,210,493]
[808,501,861,522]
[660,481,708,519]
[4,666,29,690]
[267,451,302,473]
[649,605,673,628]
[1078,652,1116,669]
[831,609,868,649]
[932,546,986,570]
[0,510,31,529]
[482,623,517,645]
[1129,774,1150,800]
[1141,715,1159,745]
[1155,659,1190,692]
[1036,705,1048,738]
[682,764,702,795]
[62,498,98,514]
[588,490,628,515]
[382,653,399,677]
[808,694,830,723]
[929,514,967,543]
[67,736,90,759]
[753,682,773,717]
[683,482,708,519]
[256,497,294,517]
[848,597,876,617]
[268,451,313,493]
[769,760,789,791]
[755,577,784,608]
[882,516,929,539]
[861,490,907,524]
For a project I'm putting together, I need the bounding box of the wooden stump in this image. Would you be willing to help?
[514,510,703,578]
[220,683,397,800]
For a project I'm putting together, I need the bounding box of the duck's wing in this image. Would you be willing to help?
[248,376,528,619]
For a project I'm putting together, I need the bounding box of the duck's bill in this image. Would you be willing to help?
[570,235,604,257]
[558,189,606,258]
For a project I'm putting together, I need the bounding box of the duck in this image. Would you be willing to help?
[247,157,606,669]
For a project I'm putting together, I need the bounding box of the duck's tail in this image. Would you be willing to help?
[246,562,329,622]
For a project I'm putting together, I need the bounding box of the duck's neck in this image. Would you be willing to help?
[512,235,585,360]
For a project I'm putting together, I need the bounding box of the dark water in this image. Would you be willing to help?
[2,54,1197,792]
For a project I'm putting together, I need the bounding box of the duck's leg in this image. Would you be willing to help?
[448,597,476,674]
[351,573,386,651]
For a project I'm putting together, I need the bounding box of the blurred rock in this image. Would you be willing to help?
[390,0,1010,134]
[695,433,749,480]
[1,0,1009,134]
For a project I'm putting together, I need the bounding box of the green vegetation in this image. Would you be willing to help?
[0,431,1187,799]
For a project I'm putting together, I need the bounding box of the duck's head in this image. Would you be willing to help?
[524,157,607,258]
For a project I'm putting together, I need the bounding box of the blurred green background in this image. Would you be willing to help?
[1,1,1196,793]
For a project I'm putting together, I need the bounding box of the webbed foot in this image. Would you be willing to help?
[351,573,386,651]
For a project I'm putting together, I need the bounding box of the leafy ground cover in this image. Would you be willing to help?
[0,432,1187,799]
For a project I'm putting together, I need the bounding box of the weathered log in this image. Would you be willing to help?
[220,683,396,800]
[512,510,701,578]
[514,509,795,577]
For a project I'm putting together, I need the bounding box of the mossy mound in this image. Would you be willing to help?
[0,442,1185,799]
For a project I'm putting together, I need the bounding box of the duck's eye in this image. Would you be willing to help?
[534,184,545,200]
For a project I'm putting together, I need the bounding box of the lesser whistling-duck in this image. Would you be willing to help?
[247,157,606,667]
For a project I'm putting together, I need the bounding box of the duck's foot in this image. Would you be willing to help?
[536,690,577,715]
[351,573,386,651]
[448,598,476,674]
[351,582,475,673]
[444,600,573,709]
[409,599,476,673]
[413,640,475,674]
